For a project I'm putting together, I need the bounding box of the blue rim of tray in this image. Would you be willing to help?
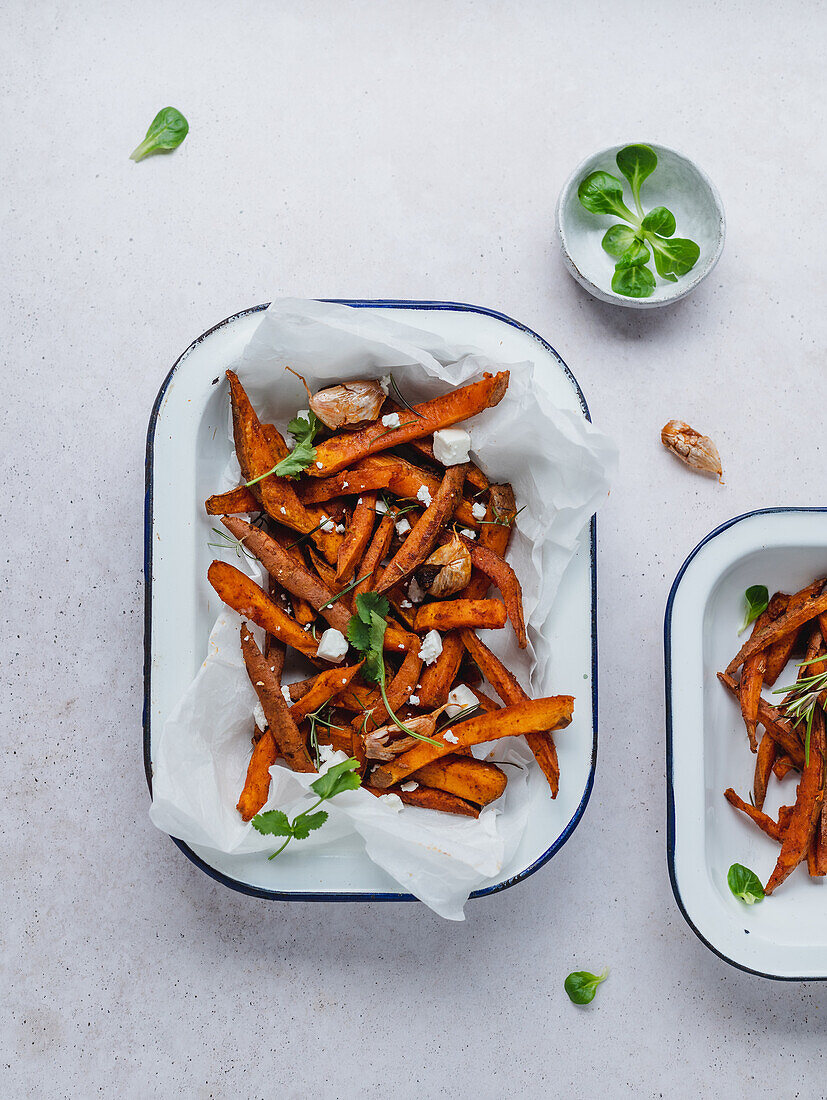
[665,506,827,980]
[144,299,599,903]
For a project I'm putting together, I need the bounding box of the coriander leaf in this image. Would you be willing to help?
[615,144,657,212]
[290,809,329,839]
[250,809,294,838]
[130,107,189,162]
[739,585,769,634]
[355,591,390,624]
[577,171,636,221]
[346,615,373,654]
[641,205,676,237]
[615,239,651,269]
[287,411,319,443]
[727,863,765,905]
[601,224,639,258]
[247,410,321,485]
[564,969,609,1005]
[310,757,363,800]
[611,262,655,298]
[649,235,701,278]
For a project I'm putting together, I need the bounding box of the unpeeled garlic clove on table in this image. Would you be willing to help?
[661,420,723,481]
[309,380,385,430]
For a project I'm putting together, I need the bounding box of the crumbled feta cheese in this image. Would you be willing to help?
[443,729,459,744]
[375,500,388,514]
[280,506,287,515]
[336,523,346,534]
[316,461,323,469]
[408,577,426,604]
[379,374,392,395]
[381,412,401,429]
[281,685,293,704]
[418,629,443,665]
[446,684,479,718]
[433,428,471,466]
[316,627,348,663]
[320,516,336,533]
[255,681,264,687]
[318,744,348,770]
[357,497,363,505]
[342,481,349,489]
[472,502,487,520]
[395,517,411,537]
[303,623,311,631]
[400,781,419,792]
[416,485,432,507]
[253,701,268,731]
[401,599,412,609]
[379,793,403,812]
[408,694,420,706]
[460,527,476,540]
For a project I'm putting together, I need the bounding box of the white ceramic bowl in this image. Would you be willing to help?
[557,142,725,309]
[666,509,827,979]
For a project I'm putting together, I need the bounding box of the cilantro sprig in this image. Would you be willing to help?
[245,411,320,486]
[347,593,440,745]
[251,756,362,858]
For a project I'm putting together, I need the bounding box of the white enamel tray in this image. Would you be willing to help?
[144,300,597,903]
[666,508,827,978]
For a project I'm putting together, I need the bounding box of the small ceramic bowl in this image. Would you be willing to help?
[556,142,725,309]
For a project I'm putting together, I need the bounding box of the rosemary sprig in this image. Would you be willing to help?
[318,572,373,611]
[286,519,326,550]
[773,656,827,766]
[305,701,345,769]
[207,527,257,562]
[434,702,481,734]
[387,374,425,419]
[374,420,416,442]
[478,505,527,527]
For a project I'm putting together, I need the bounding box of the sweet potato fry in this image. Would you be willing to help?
[208,561,320,659]
[460,627,561,793]
[773,755,797,780]
[765,714,825,894]
[739,605,776,752]
[416,631,464,708]
[289,663,364,724]
[456,537,526,647]
[764,587,816,684]
[354,509,396,599]
[364,784,480,817]
[308,372,509,477]
[724,788,787,843]
[205,485,260,515]
[370,696,573,788]
[465,684,502,713]
[718,671,805,767]
[412,755,507,807]
[222,517,352,633]
[376,465,468,593]
[730,581,827,677]
[336,492,377,583]
[483,484,517,552]
[237,729,279,821]
[239,627,315,773]
[415,598,507,633]
[753,734,776,810]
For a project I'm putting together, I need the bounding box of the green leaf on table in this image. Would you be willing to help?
[611,262,656,298]
[650,236,701,278]
[615,144,658,209]
[602,224,639,258]
[727,863,765,905]
[739,585,769,634]
[130,107,189,162]
[641,205,676,237]
[564,968,609,1005]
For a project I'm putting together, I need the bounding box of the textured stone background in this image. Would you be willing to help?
[2,1,825,1096]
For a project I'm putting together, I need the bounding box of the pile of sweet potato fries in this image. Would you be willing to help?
[205,368,574,824]
[721,577,827,892]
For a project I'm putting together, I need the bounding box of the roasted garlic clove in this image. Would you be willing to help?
[309,380,385,430]
[661,420,722,480]
[415,534,472,598]
[363,711,445,761]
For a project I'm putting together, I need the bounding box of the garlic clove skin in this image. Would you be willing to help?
[661,419,722,480]
[309,380,385,431]
[416,534,472,597]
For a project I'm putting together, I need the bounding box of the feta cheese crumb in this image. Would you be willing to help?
[472,502,487,520]
[342,481,349,489]
[280,506,287,515]
[379,374,392,395]
[255,681,264,687]
[381,412,401,429]
[408,577,426,604]
[400,781,419,792]
[316,461,323,469]
[401,599,413,609]
[446,684,479,718]
[375,499,388,514]
[320,515,336,533]
[433,428,471,466]
[443,729,459,744]
[379,793,403,812]
[395,517,411,537]
[336,523,346,534]
[281,685,293,704]
[460,527,476,540]
[316,627,348,663]
[253,701,268,731]
[408,694,420,706]
[418,629,443,665]
[357,497,363,505]
[416,484,432,507]
[303,623,311,631]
